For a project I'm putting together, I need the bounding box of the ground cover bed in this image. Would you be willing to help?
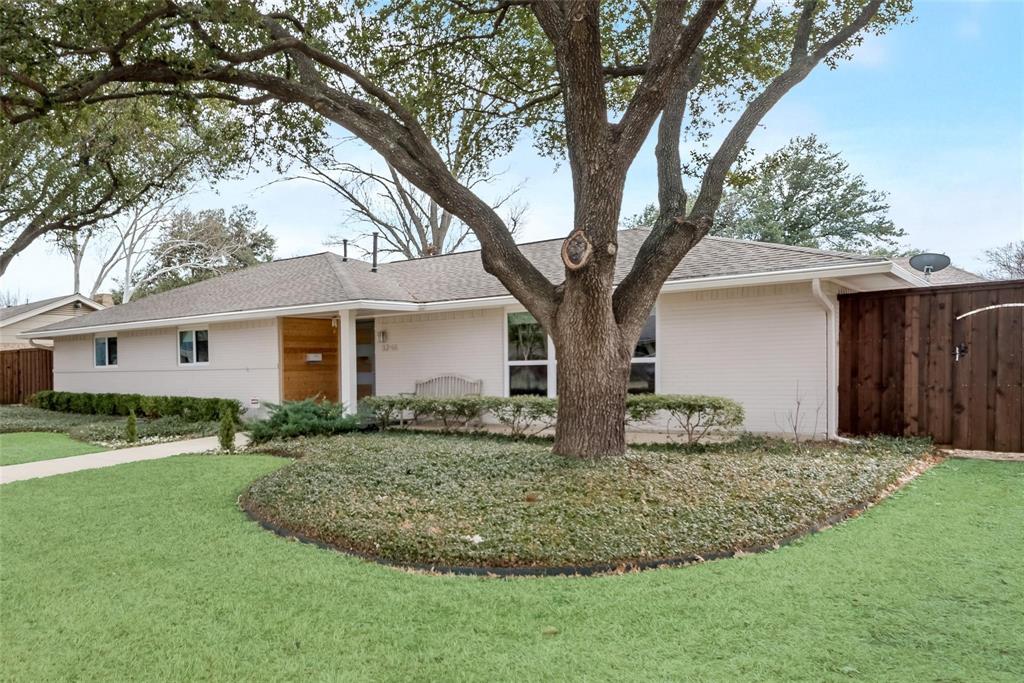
[0,405,219,448]
[242,432,934,569]
[1,454,1020,681]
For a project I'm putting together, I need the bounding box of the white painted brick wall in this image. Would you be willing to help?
[658,283,829,437]
[374,309,505,396]
[53,319,280,417]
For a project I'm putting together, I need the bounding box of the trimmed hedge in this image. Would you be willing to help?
[29,390,242,422]
[361,393,743,442]
[627,394,745,443]
[249,399,360,444]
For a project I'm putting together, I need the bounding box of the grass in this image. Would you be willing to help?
[0,454,1020,681]
[0,432,107,466]
[243,432,932,568]
[0,405,219,447]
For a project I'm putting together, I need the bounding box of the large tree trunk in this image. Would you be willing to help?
[550,177,634,457]
[553,326,633,457]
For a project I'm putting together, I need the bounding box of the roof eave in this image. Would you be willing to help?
[19,299,419,338]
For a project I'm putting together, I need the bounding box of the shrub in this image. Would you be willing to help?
[360,394,742,442]
[361,395,418,429]
[219,408,236,452]
[29,391,241,422]
[489,396,557,437]
[249,400,360,444]
[626,394,745,444]
[125,410,138,443]
[422,396,492,430]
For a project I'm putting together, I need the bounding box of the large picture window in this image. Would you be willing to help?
[505,310,657,396]
[94,336,117,367]
[629,313,656,394]
[507,312,547,396]
[179,328,209,365]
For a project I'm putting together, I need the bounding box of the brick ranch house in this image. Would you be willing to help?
[21,229,982,438]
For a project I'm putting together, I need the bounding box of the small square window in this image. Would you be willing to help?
[95,336,117,367]
[179,329,209,365]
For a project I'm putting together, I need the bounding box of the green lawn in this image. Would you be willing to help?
[0,455,1020,681]
[0,405,220,447]
[0,431,106,466]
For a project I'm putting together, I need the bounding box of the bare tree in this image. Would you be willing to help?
[2,0,912,456]
[0,290,27,307]
[983,241,1024,280]
[51,227,101,294]
[298,154,525,259]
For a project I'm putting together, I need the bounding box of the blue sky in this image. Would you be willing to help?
[5,0,1023,300]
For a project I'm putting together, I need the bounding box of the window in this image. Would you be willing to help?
[179,329,209,365]
[628,313,656,394]
[504,309,656,396]
[94,336,117,367]
[507,312,548,396]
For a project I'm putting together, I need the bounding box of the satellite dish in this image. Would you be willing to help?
[908,253,951,279]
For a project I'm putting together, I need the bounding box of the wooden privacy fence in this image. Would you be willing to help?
[839,280,1024,452]
[0,348,53,404]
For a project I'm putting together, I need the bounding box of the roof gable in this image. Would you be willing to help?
[0,294,103,327]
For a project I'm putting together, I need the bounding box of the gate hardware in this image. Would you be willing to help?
[953,343,968,362]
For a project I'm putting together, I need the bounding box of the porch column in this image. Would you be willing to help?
[338,309,358,411]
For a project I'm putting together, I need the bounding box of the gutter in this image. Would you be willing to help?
[810,279,839,440]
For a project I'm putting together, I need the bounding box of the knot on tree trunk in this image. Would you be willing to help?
[561,230,593,271]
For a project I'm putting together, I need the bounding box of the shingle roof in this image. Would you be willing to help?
[33,253,414,332]
[0,294,100,324]
[892,257,986,285]
[384,231,880,302]
[31,230,886,333]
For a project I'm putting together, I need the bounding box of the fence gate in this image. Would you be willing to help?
[839,280,1023,452]
[0,348,54,404]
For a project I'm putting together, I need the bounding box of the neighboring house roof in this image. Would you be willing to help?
[0,293,104,328]
[27,230,916,336]
[892,257,987,285]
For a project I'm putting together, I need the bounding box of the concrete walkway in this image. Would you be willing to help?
[0,433,250,485]
[942,448,1024,463]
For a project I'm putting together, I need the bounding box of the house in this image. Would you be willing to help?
[21,230,934,438]
[1,294,106,350]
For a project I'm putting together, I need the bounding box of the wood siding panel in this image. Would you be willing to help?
[280,318,338,402]
[839,280,1024,452]
[0,348,53,404]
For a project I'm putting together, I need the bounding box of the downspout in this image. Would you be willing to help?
[811,279,838,440]
[28,338,52,350]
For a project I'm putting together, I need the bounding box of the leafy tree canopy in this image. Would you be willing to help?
[625,135,907,254]
[0,97,246,275]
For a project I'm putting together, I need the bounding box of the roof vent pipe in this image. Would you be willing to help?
[371,232,378,273]
[342,239,348,261]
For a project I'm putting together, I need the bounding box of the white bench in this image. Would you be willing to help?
[412,375,483,397]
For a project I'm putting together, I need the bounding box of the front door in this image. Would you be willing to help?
[356,320,375,400]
